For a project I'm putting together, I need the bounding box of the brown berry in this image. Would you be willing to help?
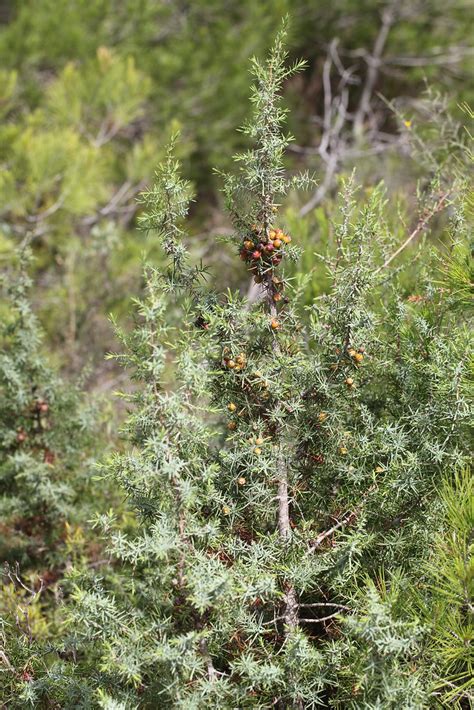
[273,239,282,248]
[243,240,254,250]
[43,449,55,464]
[271,319,280,330]
[36,398,49,412]
[228,402,237,412]
[317,412,327,423]
[227,421,237,431]
[237,477,246,485]
[265,243,274,253]
[354,353,364,363]
[223,506,231,515]
[345,377,354,386]
[227,360,236,369]
[273,293,282,302]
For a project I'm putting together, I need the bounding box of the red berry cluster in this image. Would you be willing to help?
[239,225,292,282]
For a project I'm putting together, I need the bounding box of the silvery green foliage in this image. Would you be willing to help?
[29,30,472,710]
[0,249,98,707]
[341,574,428,709]
[0,250,95,566]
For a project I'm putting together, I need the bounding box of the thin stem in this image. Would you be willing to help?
[309,484,377,552]
[298,602,350,610]
[353,5,396,138]
[255,51,299,637]
[299,612,342,623]
[374,191,451,274]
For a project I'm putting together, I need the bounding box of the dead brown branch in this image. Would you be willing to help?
[374,190,452,274]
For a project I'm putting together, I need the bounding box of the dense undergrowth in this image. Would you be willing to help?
[0,4,473,708]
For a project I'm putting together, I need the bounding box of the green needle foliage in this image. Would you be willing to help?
[0,249,96,568]
[419,468,473,707]
[14,29,472,709]
[1,0,472,378]
[0,248,99,704]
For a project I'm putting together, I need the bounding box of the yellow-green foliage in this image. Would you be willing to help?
[1,48,154,224]
[0,581,52,641]
[424,469,473,706]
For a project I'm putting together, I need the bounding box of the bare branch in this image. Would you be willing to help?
[386,47,474,67]
[81,180,145,228]
[308,484,377,553]
[353,4,396,138]
[298,602,350,610]
[25,193,65,223]
[0,649,14,672]
[299,612,342,623]
[308,512,354,552]
[374,190,452,274]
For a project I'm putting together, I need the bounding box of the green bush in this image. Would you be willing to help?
[10,32,470,708]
